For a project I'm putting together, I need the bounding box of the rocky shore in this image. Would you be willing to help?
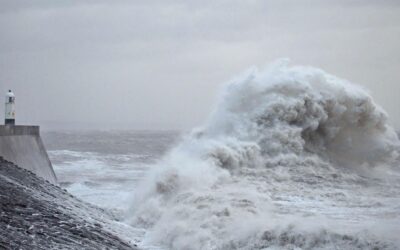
[0,156,138,250]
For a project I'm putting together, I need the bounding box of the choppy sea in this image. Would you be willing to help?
[43,130,180,212]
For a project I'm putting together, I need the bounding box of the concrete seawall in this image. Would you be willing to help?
[0,125,57,184]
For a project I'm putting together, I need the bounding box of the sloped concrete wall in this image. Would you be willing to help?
[0,125,57,184]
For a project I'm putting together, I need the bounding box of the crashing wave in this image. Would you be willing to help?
[127,60,400,249]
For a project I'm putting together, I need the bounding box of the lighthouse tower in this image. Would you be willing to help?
[5,90,15,125]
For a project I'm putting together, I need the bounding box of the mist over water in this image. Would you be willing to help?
[127,61,400,249]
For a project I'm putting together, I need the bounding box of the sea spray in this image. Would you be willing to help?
[127,60,400,249]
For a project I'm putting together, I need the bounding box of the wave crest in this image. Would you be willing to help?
[127,61,400,249]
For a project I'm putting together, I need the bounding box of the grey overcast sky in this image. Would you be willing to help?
[0,0,399,130]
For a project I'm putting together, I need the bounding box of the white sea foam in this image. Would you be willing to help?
[128,60,400,249]
[49,150,150,211]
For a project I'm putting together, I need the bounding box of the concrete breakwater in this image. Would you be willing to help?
[0,125,57,184]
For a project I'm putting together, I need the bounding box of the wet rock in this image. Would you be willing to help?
[0,157,138,250]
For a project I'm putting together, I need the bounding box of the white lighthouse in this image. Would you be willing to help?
[5,90,15,125]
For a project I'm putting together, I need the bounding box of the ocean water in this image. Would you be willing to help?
[42,130,180,212]
[43,61,400,249]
